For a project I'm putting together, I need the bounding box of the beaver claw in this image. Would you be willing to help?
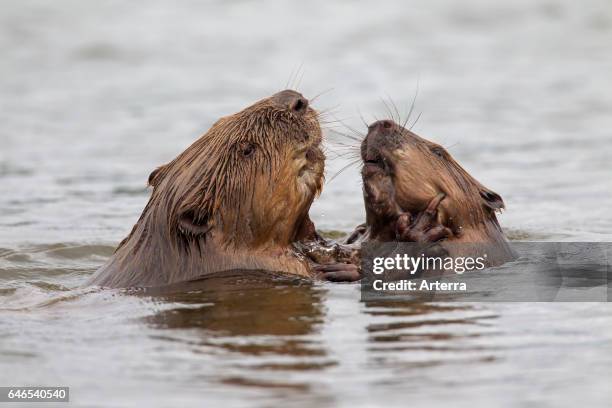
[314,263,361,282]
[395,194,453,242]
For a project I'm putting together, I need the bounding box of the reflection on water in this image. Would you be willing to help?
[143,274,331,392]
[146,275,323,337]
[362,301,500,382]
[137,278,506,402]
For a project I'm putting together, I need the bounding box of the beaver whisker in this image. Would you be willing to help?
[327,153,361,162]
[344,124,365,139]
[321,126,348,135]
[326,157,362,184]
[310,88,334,104]
[380,95,403,125]
[336,126,365,141]
[317,112,342,124]
[316,104,340,114]
[285,62,304,90]
[326,137,360,149]
[329,129,362,144]
[356,109,369,129]
[380,97,398,124]
[332,149,361,160]
[319,117,345,123]
[327,114,366,139]
[316,106,341,122]
[295,65,306,91]
[401,81,420,130]
[319,121,346,131]
[284,67,295,90]
[328,145,361,158]
[444,141,461,151]
[331,144,360,154]
[325,143,358,153]
[329,150,361,160]
[320,123,348,132]
[322,141,360,159]
[321,145,351,160]
[319,118,346,126]
[386,94,403,126]
[409,111,422,131]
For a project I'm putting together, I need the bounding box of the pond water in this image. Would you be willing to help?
[1,0,611,407]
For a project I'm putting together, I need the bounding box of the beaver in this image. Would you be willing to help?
[356,119,516,263]
[89,90,330,288]
[306,119,516,281]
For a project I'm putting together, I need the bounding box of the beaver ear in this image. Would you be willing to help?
[177,210,211,237]
[148,164,168,187]
[479,187,505,212]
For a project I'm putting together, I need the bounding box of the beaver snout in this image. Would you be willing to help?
[369,119,395,131]
[365,120,399,146]
[362,120,400,172]
[362,144,392,177]
[364,150,384,167]
[273,89,309,115]
[363,119,404,162]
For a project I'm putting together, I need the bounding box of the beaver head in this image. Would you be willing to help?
[126,90,324,252]
[90,90,326,288]
[361,119,504,240]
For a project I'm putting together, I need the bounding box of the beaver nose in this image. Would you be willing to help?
[273,89,309,115]
[365,120,397,156]
[369,119,395,133]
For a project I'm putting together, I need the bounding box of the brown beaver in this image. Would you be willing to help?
[89,90,328,288]
[356,119,515,263]
[308,119,516,281]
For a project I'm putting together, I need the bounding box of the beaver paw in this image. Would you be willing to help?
[395,194,453,243]
[314,263,361,282]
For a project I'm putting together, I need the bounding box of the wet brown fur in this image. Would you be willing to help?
[89,90,324,288]
[360,120,515,264]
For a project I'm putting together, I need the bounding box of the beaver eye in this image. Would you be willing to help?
[431,146,446,158]
[239,142,256,157]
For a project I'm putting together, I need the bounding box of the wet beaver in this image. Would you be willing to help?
[306,119,516,281]
[356,119,515,262]
[89,90,328,288]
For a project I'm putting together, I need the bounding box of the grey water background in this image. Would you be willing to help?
[1,0,611,407]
